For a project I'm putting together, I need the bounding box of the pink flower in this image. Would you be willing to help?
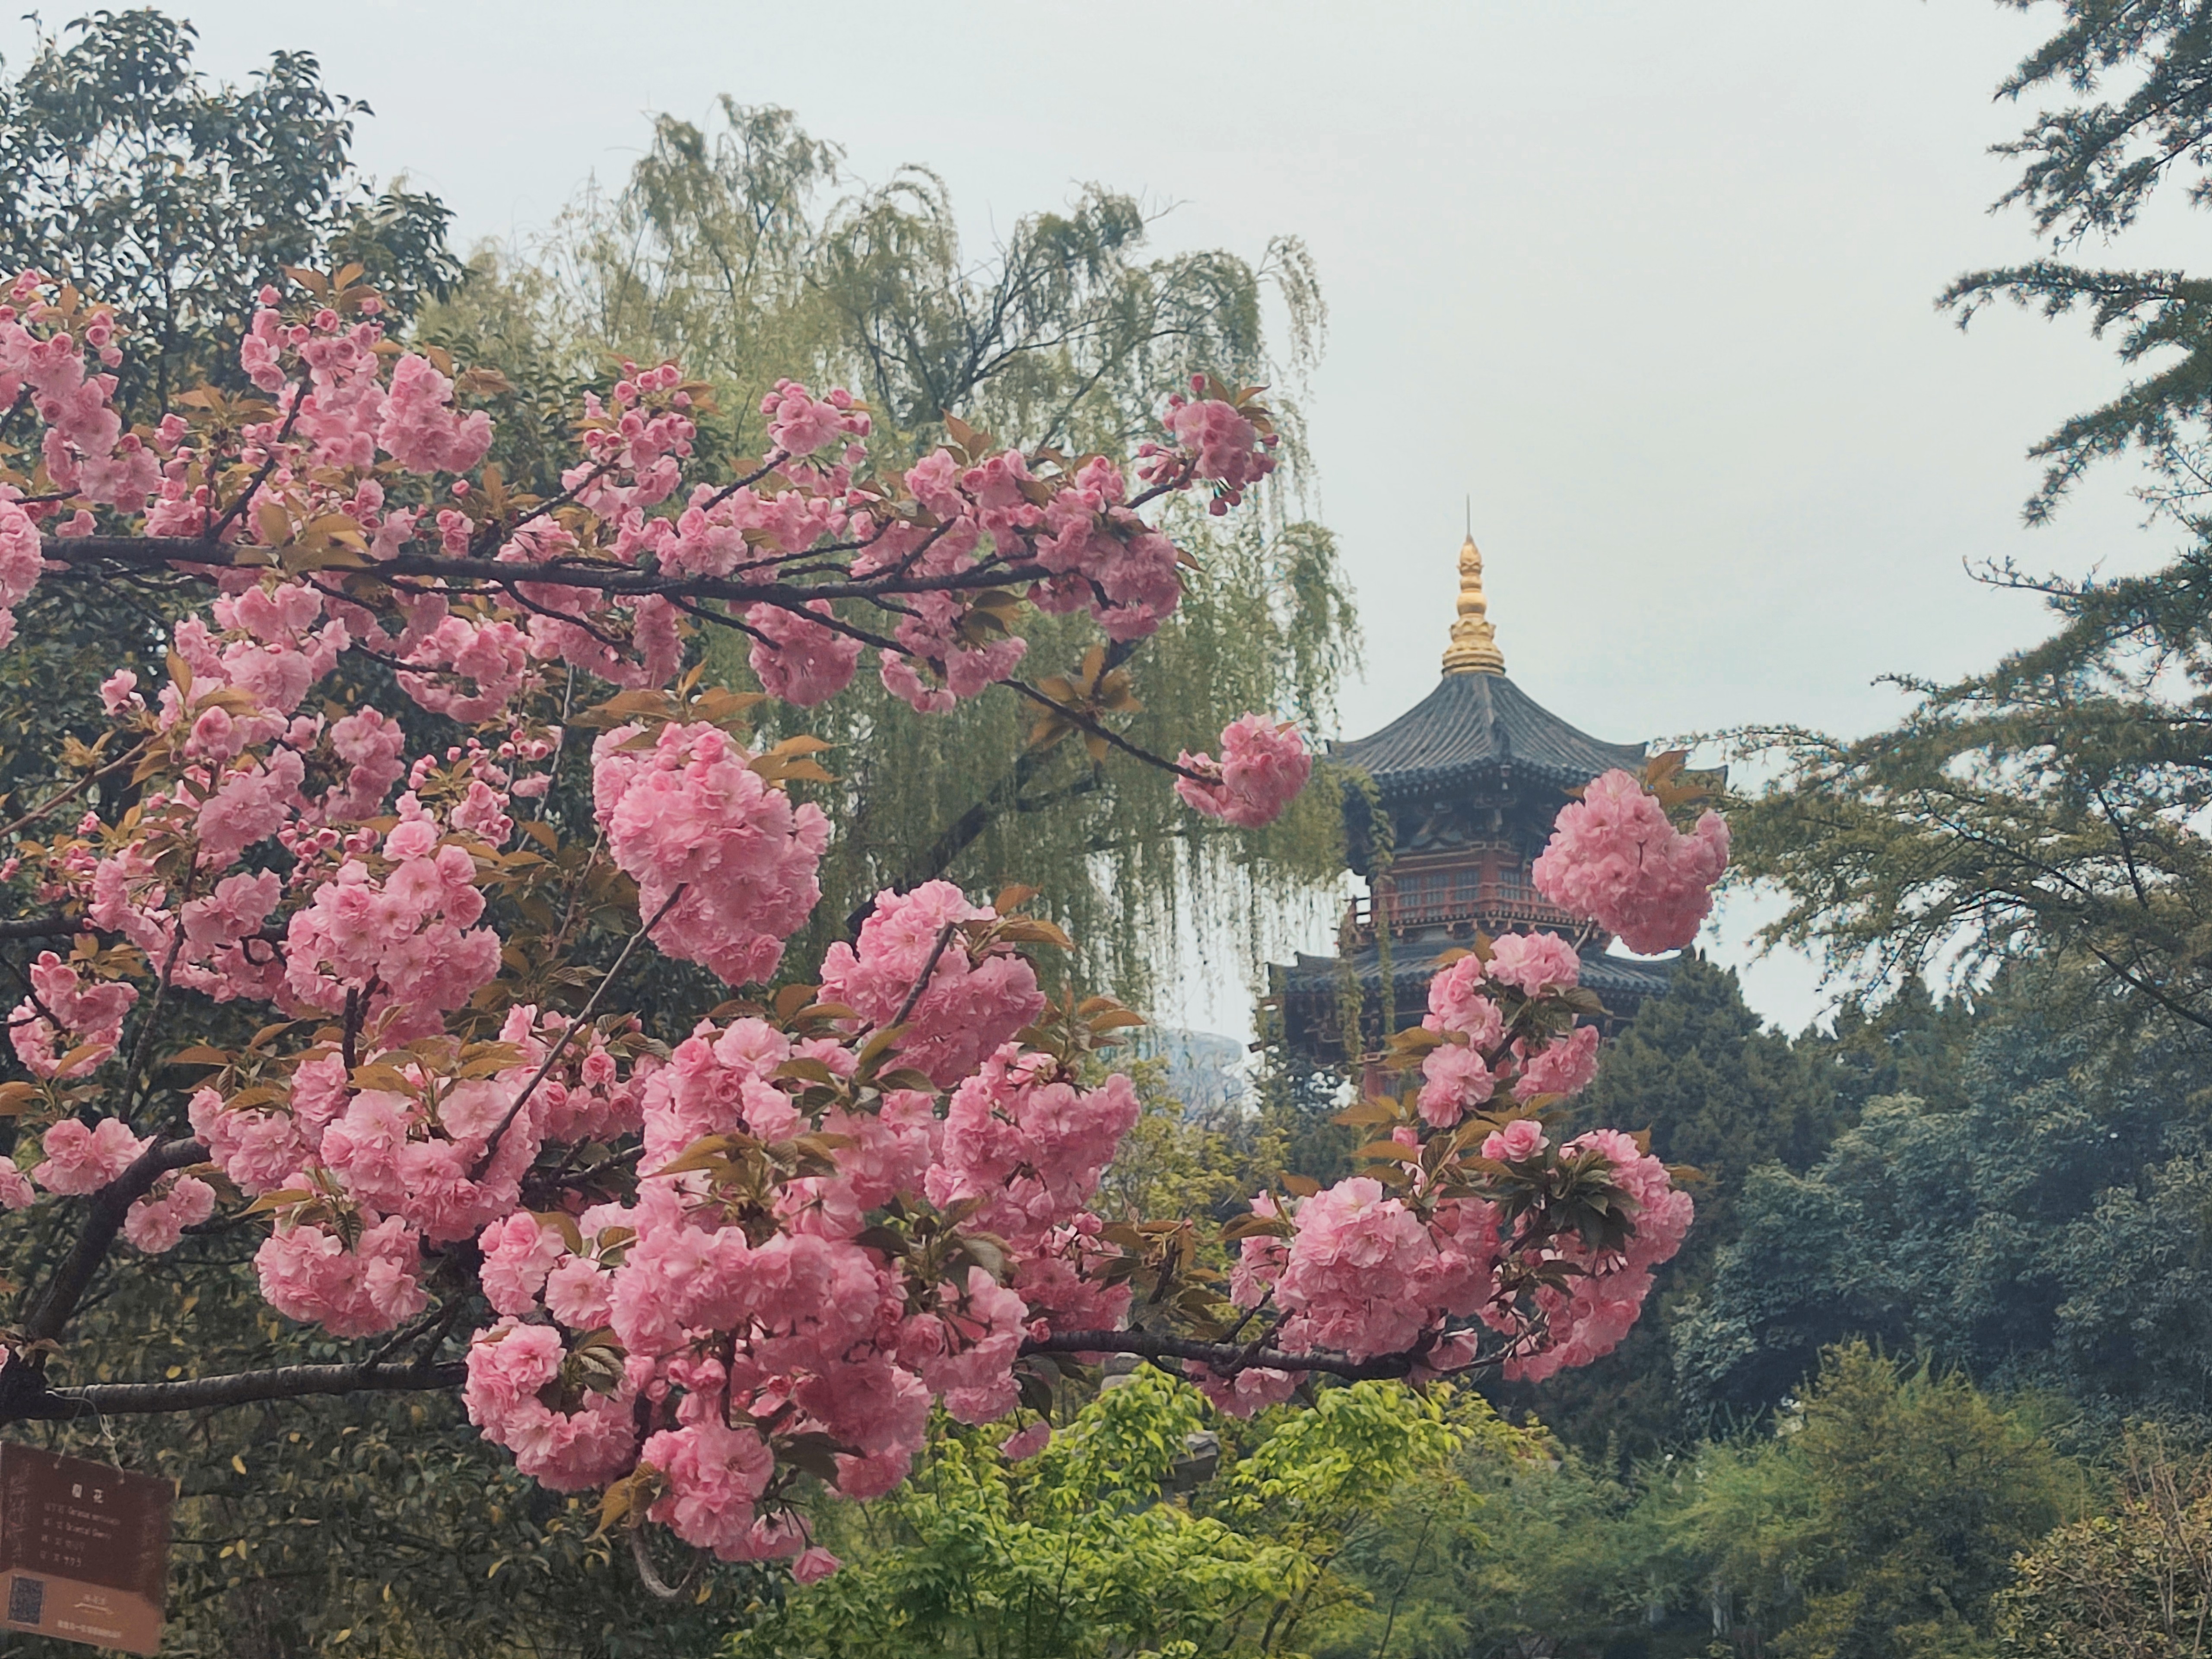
[124,1173,216,1252]
[746,601,861,706]
[188,1085,308,1196]
[255,1215,428,1338]
[1174,715,1311,828]
[9,951,138,1080]
[592,722,827,987]
[1481,1118,1548,1163]
[1532,770,1729,954]
[464,1319,640,1493]
[1417,1043,1497,1128]
[479,1212,566,1316]
[378,353,493,476]
[817,882,1044,1088]
[32,1116,149,1195]
[760,378,868,459]
[98,669,139,715]
[1501,1130,1692,1383]
[1486,932,1580,996]
[791,1547,841,1585]
[0,498,40,650]
[1519,1024,1601,1099]
[1275,1177,1439,1361]
[998,1421,1052,1461]
[1423,957,1505,1048]
[642,1417,776,1558]
[927,1053,1139,1251]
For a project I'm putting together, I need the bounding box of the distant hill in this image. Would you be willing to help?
[1128,1028,1250,1116]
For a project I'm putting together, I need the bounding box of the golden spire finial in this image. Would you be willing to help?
[1441,531,1505,675]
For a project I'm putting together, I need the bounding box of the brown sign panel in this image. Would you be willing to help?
[0,1442,174,1654]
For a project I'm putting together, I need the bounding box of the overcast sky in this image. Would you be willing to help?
[27,1,2187,1033]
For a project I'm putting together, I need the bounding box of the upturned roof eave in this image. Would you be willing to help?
[1327,671,1646,803]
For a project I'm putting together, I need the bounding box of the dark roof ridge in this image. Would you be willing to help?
[1329,671,1644,798]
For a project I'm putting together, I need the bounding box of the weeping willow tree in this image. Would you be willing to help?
[746,509,1356,1005]
[429,99,1357,1008]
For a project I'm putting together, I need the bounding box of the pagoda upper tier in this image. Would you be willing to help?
[1272,531,1673,1063]
[1334,668,1646,878]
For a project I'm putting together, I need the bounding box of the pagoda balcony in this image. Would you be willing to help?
[1347,891,1580,939]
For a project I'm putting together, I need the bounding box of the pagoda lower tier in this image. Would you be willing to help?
[1272,936,1673,1062]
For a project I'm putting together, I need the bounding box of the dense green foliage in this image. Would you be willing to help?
[0,10,457,413]
[730,1368,1498,1659]
[1996,1429,2212,1659]
[1453,1344,2082,1659]
[777,1342,2083,1659]
[1677,974,2212,1421]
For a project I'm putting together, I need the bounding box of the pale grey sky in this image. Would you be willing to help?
[29,1,2187,1032]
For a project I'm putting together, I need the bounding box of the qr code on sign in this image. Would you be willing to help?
[9,1573,44,1625]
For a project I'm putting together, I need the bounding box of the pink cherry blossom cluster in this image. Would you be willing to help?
[1174,714,1313,829]
[458,1006,1138,1562]
[0,274,1301,763]
[591,722,830,987]
[1532,768,1731,954]
[817,882,1046,1087]
[1209,1119,1688,1414]
[0,268,1727,1587]
[1138,376,1281,514]
[8,950,137,1079]
[1197,798,1716,1416]
[1415,942,1599,1130]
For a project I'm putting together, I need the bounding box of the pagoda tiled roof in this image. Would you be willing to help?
[1331,671,1645,799]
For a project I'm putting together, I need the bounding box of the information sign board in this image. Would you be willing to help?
[0,1442,174,1654]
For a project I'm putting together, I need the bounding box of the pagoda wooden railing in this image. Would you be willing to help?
[1348,892,1577,935]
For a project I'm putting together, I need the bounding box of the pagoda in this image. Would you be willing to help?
[1273,532,1673,1063]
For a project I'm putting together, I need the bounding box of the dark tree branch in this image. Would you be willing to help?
[0,915,80,941]
[1018,1328,1478,1383]
[889,922,960,1028]
[6,1135,208,1397]
[0,1357,468,1424]
[42,535,1023,606]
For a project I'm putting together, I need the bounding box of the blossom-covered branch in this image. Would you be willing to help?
[0,265,1728,1589]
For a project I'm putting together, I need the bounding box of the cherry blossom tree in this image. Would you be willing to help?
[0,265,1726,1588]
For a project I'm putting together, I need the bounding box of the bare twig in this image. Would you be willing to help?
[471,882,688,1178]
[889,922,961,1028]
[0,739,150,841]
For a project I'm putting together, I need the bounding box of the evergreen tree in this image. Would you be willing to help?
[1733,5,2212,1038]
[1492,956,1850,1460]
[1676,973,2212,1422]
